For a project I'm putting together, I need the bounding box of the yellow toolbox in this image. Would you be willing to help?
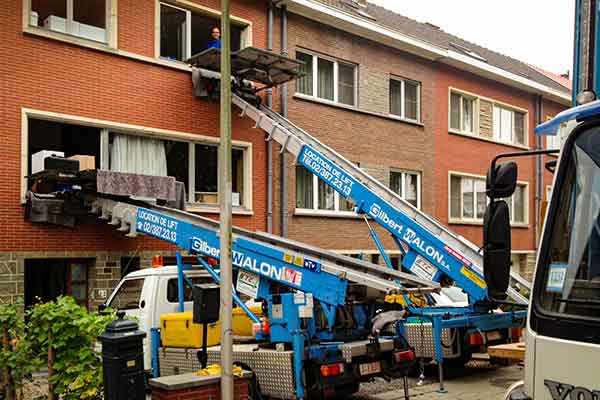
[160,312,220,348]
[160,305,262,348]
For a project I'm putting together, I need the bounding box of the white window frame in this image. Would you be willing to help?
[295,49,358,107]
[155,1,252,61]
[21,108,253,214]
[389,77,421,122]
[24,0,117,46]
[449,91,476,134]
[448,172,529,226]
[492,105,526,146]
[389,169,421,209]
[295,167,356,217]
[448,88,530,149]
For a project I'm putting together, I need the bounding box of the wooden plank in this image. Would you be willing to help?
[488,342,525,361]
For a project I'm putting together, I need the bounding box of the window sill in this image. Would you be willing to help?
[294,208,360,218]
[187,205,254,216]
[23,26,192,73]
[448,219,530,228]
[448,129,530,150]
[293,93,424,127]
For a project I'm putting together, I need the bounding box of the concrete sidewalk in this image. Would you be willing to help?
[358,363,523,400]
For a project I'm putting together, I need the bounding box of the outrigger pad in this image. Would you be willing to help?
[186,47,305,87]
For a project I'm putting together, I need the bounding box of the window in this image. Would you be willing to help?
[390,170,421,209]
[493,106,526,146]
[546,133,562,150]
[166,277,213,303]
[159,2,244,61]
[450,92,474,133]
[26,117,250,209]
[390,78,421,121]
[296,165,355,213]
[30,0,108,43]
[107,278,144,310]
[295,51,357,106]
[449,174,527,224]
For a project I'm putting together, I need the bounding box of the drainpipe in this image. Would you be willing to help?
[280,4,289,237]
[534,95,543,245]
[266,0,274,233]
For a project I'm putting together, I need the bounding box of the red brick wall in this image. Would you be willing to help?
[1,0,268,252]
[272,13,438,252]
[433,64,568,252]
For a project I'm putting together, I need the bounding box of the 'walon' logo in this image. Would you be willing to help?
[545,379,600,400]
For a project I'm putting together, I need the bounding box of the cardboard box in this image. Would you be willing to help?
[68,155,95,171]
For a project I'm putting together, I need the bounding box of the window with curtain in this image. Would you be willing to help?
[296,165,355,213]
[389,78,421,121]
[110,134,168,176]
[449,174,527,224]
[449,92,474,133]
[389,170,421,208]
[493,105,526,146]
[296,52,313,96]
[295,50,357,106]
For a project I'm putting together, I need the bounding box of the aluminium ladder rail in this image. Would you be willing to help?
[91,196,439,296]
[232,94,530,305]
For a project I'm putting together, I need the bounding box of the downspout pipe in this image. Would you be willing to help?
[266,0,274,233]
[280,4,289,237]
[534,95,543,245]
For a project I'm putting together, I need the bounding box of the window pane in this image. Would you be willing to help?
[340,197,355,212]
[338,63,355,105]
[450,176,461,219]
[405,173,418,207]
[296,166,314,209]
[513,185,525,223]
[475,179,486,219]
[167,277,212,303]
[231,148,244,207]
[165,141,189,194]
[107,279,144,310]
[500,108,513,143]
[160,4,187,61]
[317,179,335,210]
[32,0,67,26]
[450,93,461,130]
[514,112,525,145]
[296,52,313,96]
[195,144,218,204]
[390,171,402,196]
[390,80,402,116]
[317,58,334,101]
[493,106,502,141]
[404,81,419,120]
[462,97,474,132]
[73,0,106,29]
[461,178,474,218]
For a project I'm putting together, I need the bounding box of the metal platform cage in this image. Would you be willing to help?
[158,345,297,399]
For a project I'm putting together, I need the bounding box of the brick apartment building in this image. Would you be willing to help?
[1,0,570,309]
[270,0,571,279]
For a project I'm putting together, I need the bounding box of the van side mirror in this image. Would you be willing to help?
[483,200,511,300]
[98,303,108,314]
[487,162,517,199]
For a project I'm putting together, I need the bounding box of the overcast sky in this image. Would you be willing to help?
[369,1,575,77]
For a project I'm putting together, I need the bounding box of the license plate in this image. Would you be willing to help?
[359,361,381,376]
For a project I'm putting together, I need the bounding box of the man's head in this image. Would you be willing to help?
[211,27,220,40]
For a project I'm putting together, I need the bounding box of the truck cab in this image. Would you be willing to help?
[104,265,213,371]
[500,104,600,399]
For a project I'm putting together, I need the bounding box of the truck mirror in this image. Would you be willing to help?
[483,200,511,300]
[487,162,517,199]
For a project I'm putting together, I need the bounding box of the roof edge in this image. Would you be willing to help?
[281,0,571,105]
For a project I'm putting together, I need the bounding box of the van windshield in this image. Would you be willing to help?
[538,127,600,320]
[107,278,144,310]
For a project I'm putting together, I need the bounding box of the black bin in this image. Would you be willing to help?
[98,311,146,400]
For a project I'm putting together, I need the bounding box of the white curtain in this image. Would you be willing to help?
[110,133,167,176]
